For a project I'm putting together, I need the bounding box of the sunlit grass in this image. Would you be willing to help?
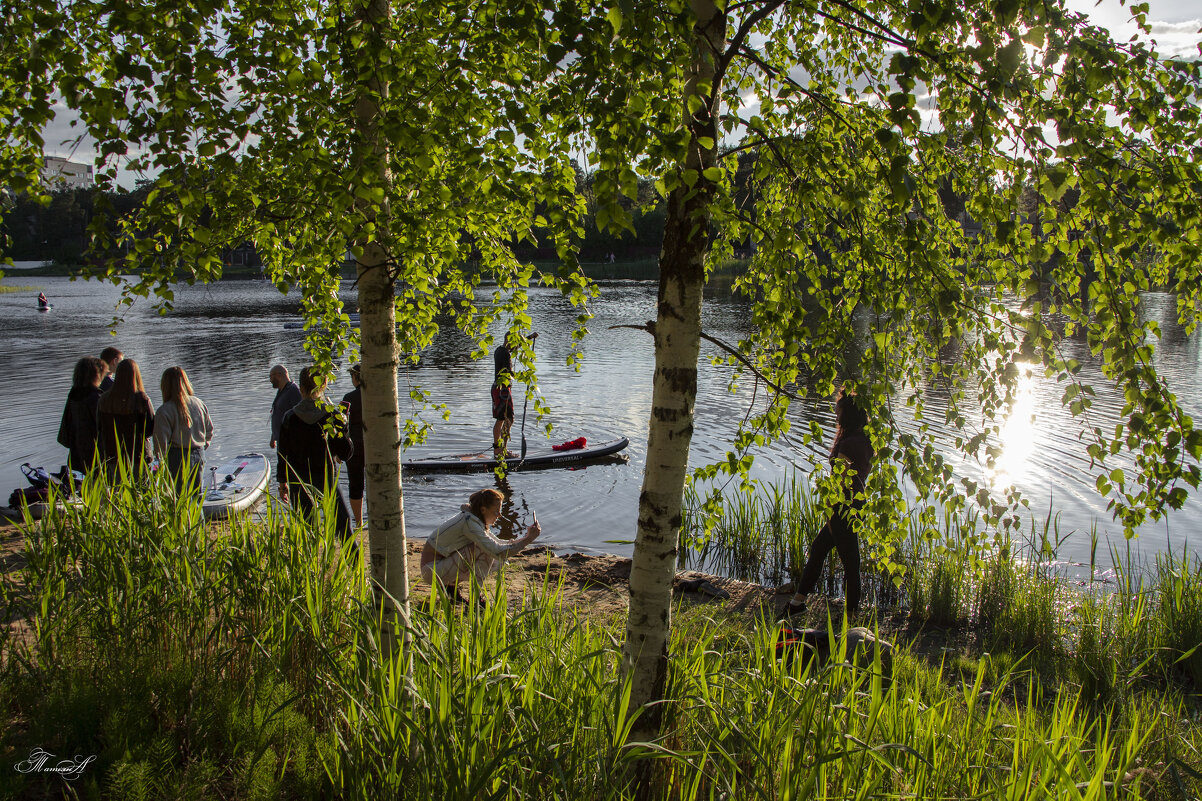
[1,473,1200,798]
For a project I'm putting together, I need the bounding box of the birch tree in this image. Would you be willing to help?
[0,0,587,633]
[543,0,1202,736]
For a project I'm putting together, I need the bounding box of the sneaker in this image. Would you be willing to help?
[779,597,806,620]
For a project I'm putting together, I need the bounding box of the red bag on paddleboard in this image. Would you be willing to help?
[551,437,587,452]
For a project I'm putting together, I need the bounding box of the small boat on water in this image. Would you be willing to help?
[403,436,630,473]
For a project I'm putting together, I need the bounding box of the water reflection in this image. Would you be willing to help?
[0,276,1198,568]
[985,365,1038,490]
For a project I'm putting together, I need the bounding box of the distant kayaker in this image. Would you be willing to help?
[37,292,49,310]
[492,330,537,458]
[268,364,302,449]
[420,488,541,602]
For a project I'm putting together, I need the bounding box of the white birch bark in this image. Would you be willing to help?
[623,0,725,737]
[353,0,410,643]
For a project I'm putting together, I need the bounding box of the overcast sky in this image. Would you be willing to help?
[1068,0,1202,57]
[40,2,1201,186]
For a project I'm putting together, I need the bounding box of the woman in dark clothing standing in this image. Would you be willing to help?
[784,390,874,618]
[98,359,155,477]
[57,356,106,473]
[341,364,365,528]
[278,367,355,539]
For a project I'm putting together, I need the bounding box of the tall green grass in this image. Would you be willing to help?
[680,476,826,588]
[1,473,1200,798]
[682,479,1202,695]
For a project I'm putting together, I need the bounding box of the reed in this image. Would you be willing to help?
[680,475,826,587]
[1,474,1200,798]
[1152,549,1202,688]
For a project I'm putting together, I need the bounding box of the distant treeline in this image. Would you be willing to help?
[1,183,151,265]
[5,155,1135,283]
[1,162,679,269]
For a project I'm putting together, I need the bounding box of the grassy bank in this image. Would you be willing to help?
[682,479,1202,694]
[1,475,1200,799]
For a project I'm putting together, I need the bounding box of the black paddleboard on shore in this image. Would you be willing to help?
[403,437,629,473]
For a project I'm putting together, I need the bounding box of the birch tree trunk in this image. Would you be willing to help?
[622,0,725,738]
[352,0,410,642]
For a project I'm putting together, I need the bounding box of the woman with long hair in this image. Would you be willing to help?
[420,487,542,601]
[153,366,214,489]
[783,390,874,618]
[277,366,355,538]
[56,356,107,473]
[98,359,155,476]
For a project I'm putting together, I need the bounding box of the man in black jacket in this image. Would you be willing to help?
[268,364,302,449]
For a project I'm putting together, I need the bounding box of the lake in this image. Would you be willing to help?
[1,275,1198,575]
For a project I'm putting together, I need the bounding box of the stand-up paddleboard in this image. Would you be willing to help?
[403,436,629,473]
[201,452,270,519]
[19,496,81,520]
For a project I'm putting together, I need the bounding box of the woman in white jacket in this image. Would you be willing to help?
[420,488,541,598]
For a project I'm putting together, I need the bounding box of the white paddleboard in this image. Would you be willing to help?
[201,452,270,519]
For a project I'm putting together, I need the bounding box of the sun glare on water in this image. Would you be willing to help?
[985,367,1039,490]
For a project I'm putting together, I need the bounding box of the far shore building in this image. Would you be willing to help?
[41,156,94,189]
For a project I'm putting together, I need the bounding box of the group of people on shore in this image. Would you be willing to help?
[270,336,548,603]
[55,327,871,618]
[57,347,214,488]
[55,351,368,542]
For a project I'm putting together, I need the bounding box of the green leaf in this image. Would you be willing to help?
[607,6,623,34]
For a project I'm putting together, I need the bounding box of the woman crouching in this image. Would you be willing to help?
[421,488,541,601]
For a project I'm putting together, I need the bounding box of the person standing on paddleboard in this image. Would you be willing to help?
[420,488,541,603]
[268,364,302,450]
[492,330,537,458]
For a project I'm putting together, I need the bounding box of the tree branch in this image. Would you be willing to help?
[610,322,798,401]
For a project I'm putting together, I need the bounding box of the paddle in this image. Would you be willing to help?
[519,384,530,460]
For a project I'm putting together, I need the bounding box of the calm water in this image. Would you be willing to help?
[1,275,1198,569]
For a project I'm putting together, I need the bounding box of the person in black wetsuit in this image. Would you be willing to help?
[341,364,365,527]
[277,367,354,540]
[57,356,106,473]
[783,390,874,619]
[491,330,537,458]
